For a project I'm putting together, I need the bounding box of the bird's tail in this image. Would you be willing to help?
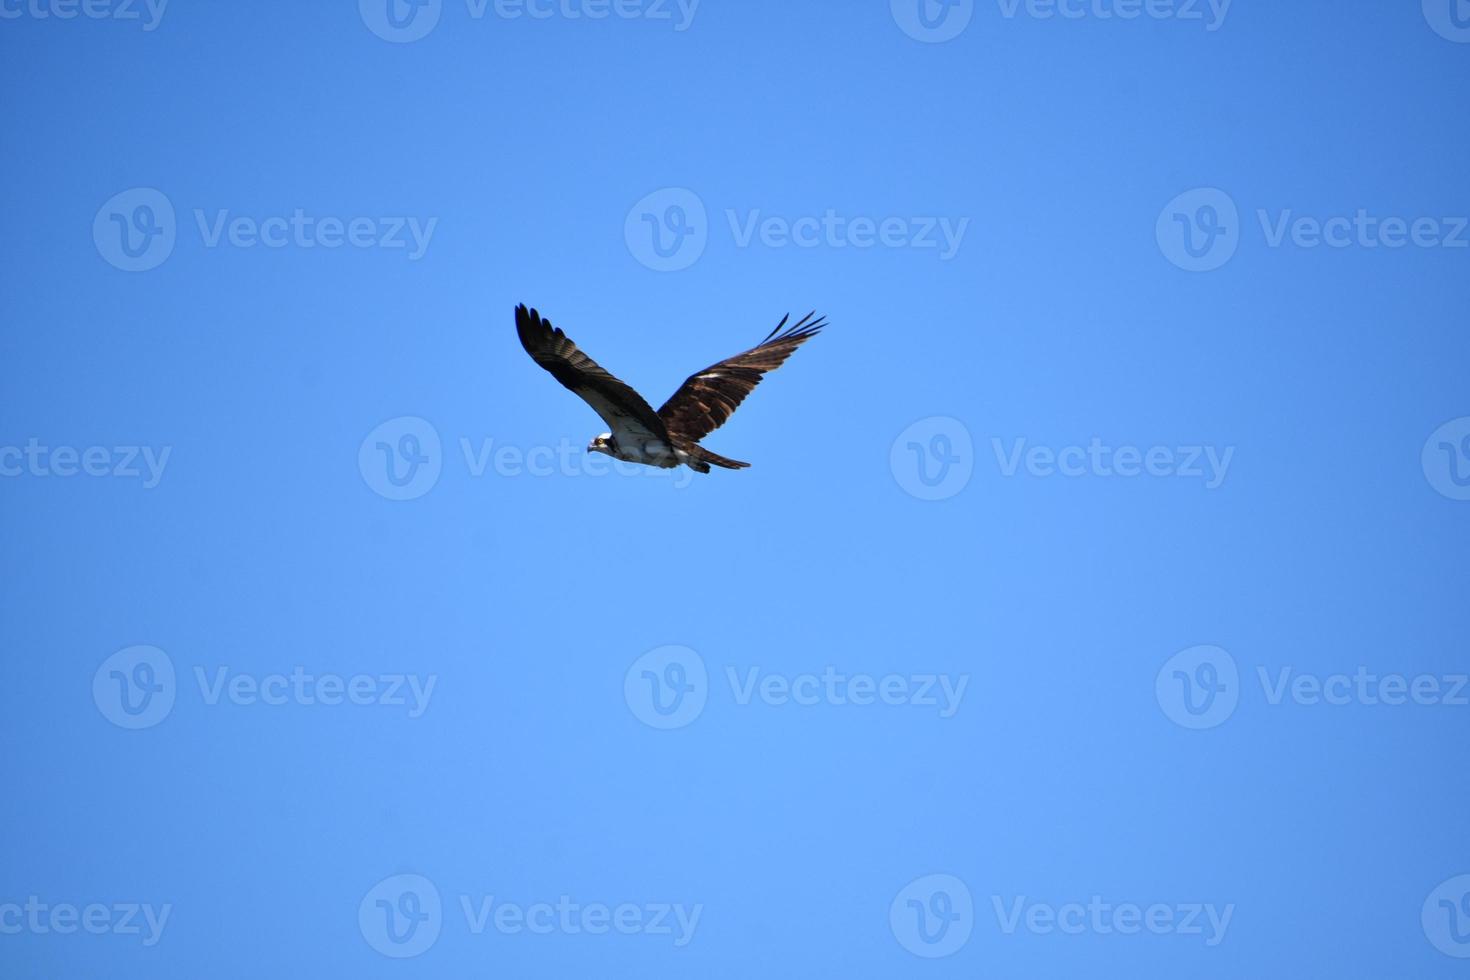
[688,445,750,472]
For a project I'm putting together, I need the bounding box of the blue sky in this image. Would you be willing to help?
[2,1,1469,977]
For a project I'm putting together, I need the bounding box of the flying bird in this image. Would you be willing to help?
[514,304,825,473]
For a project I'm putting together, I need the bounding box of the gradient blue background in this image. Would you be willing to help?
[2,1,1468,976]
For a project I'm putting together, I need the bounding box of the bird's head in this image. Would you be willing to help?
[588,433,614,456]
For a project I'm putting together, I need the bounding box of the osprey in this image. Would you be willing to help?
[514,304,825,473]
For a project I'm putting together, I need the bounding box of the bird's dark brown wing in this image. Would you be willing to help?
[656,312,826,443]
[515,305,672,444]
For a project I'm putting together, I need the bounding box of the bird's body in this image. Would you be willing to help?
[514,304,825,475]
[602,432,680,469]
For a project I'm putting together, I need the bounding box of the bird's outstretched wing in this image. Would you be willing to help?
[515,305,672,444]
[657,312,826,444]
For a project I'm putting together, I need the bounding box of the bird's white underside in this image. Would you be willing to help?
[609,428,682,468]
